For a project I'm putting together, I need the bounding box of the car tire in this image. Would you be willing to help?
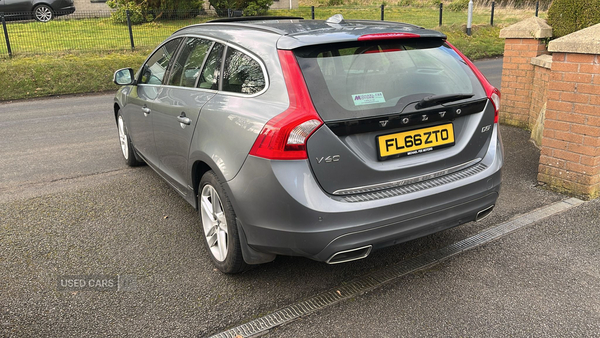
[199,171,248,274]
[33,4,53,22]
[117,110,144,167]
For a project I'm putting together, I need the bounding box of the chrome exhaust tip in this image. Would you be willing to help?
[476,204,495,222]
[326,245,372,264]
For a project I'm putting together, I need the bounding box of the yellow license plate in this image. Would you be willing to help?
[377,123,455,159]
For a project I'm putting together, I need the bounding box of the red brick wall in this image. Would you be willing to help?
[538,53,600,199]
[500,38,548,128]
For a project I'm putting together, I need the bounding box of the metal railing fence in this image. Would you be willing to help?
[0,10,211,58]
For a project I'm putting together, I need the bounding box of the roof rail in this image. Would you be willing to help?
[208,16,304,23]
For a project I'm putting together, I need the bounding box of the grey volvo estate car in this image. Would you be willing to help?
[113,15,503,273]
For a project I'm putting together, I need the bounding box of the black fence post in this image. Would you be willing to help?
[126,10,135,51]
[439,2,443,26]
[490,1,495,26]
[1,13,12,58]
[380,4,384,21]
[311,6,315,20]
[535,1,539,17]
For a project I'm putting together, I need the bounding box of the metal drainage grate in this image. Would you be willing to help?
[208,197,584,338]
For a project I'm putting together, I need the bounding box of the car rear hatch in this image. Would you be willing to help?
[292,34,497,197]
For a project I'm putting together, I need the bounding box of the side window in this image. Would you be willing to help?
[167,38,212,88]
[222,47,266,95]
[198,43,224,90]
[140,38,182,85]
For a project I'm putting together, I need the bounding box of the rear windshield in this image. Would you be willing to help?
[294,39,486,122]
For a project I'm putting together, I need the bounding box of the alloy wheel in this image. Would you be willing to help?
[34,6,53,22]
[200,184,228,262]
[118,115,129,160]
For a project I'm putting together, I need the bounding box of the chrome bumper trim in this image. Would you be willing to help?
[333,158,482,196]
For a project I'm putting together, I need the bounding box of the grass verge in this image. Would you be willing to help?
[0,51,148,101]
[441,24,505,59]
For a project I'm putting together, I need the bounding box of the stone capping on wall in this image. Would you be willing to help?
[499,16,552,39]
[531,54,552,69]
[548,23,600,55]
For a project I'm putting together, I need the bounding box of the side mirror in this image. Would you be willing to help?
[113,68,136,85]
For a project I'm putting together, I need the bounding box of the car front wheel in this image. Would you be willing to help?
[199,171,248,274]
[33,5,53,22]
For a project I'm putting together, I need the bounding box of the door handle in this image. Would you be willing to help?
[177,113,191,126]
[142,106,151,115]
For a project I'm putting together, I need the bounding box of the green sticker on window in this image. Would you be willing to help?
[352,92,386,106]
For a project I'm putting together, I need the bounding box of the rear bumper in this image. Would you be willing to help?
[227,125,503,263]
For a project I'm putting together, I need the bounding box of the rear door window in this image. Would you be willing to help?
[198,43,225,90]
[221,47,266,95]
[167,37,213,88]
[294,39,485,121]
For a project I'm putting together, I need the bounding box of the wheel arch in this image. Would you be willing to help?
[31,2,54,10]
[192,160,214,210]
[190,156,239,209]
[192,157,275,266]
[113,103,121,124]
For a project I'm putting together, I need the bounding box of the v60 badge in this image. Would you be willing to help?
[316,155,340,164]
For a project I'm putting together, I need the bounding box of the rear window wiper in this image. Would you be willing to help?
[415,93,474,109]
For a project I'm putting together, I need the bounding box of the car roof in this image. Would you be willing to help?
[175,16,447,50]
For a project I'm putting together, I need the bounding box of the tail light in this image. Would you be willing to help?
[446,42,501,123]
[249,50,323,160]
[489,89,500,123]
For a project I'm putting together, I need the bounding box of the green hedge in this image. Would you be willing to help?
[547,0,600,38]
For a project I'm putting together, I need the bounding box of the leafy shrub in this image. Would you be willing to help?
[107,0,203,24]
[243,0,273,15]
[209,0,239,16]
[107,0,149,24]
[547,0,600,38]
[446,0,469,12]
[327,0,344,6]
[209,0,272,16]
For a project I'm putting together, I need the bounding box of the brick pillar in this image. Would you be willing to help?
[538,24,600,199]
[499,17,552,128]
